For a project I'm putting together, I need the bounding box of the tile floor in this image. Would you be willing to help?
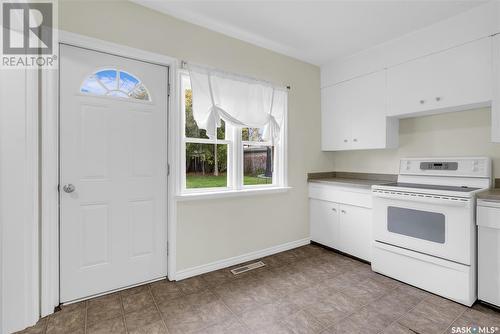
[17,244,500,334]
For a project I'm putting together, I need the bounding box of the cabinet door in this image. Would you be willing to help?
[310,199,339,249]
[478,226,500,305]
[388,38,492,117]
[321,82,352,150]
[350,71,389,149]
[387,54,434,116]
[477,205,500,304]
[428,37,491,112]
[339,204,372,261]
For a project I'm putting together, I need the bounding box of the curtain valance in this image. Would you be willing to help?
[188,64,287,143]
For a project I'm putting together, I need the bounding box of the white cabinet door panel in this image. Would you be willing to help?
[387,56,432,116]
[321,83,352,150]
[350,71,389,149]
[339,204,372,262]
[321,70,395,151]
[428,37,491,111]
[310,199,340,249]
[388,38,492,116]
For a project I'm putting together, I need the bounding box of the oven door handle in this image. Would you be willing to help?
[372,190,471,207]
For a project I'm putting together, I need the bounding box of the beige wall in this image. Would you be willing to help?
[331,108,500,178]
[59,1,334,271]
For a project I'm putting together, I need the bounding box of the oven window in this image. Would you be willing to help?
[387,207,445,243]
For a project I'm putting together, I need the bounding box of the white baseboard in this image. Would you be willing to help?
[174,237,311,280]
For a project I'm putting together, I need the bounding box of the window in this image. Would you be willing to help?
[80,69,151,101]
[242,128,274,186]
[181,74,286,194]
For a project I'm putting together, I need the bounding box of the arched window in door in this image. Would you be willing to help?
[80,69,151,101]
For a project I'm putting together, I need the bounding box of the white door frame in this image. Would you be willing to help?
[41,30,179,316]
[1,68,40,334]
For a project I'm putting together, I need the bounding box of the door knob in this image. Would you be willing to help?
[63,184,76,193]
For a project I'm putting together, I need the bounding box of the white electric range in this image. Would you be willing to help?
[371,157,492,306]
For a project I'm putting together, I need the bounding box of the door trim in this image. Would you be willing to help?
[1,68,40,334]
[41,30,179,316]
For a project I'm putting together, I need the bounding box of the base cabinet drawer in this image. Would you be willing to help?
[310,199,372,262]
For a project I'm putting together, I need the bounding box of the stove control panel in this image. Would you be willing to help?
[419,162,458,170]
[400,157,491,178]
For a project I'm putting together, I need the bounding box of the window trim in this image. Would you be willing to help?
[176,186,292,201]
[178,71,288,197]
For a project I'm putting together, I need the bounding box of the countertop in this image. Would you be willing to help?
[307,172,396,190]
[308,177,394,189]
[477,189,500,203]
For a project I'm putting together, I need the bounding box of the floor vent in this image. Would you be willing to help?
[230,261,266,275]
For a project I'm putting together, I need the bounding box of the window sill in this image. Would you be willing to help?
[176,186,292,201]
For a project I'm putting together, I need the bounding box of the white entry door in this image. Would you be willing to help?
[60,44,168,303]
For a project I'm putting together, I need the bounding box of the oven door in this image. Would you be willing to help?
[372,190,474,265]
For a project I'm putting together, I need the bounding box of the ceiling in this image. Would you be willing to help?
[133,0,487,65]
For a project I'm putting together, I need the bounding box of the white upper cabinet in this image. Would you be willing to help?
[320,1,500,149]
[350,71,397,150]
[321,79,353,150]
[321,70,398,151]
[493,34,500,143]
[387,38,492,117]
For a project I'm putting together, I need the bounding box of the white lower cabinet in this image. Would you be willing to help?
[338,204,372,261]
[309,183,372,262]
[477,200,500,307]
[310,199,340,249]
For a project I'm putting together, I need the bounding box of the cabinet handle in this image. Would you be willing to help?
[331,208,337,212]
[341,210,346,214]
[343,139,348,143]
[353,138,358,142]
[435,97,441,102]
[419,100,425,104]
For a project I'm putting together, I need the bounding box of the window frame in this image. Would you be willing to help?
[179,72,287,196]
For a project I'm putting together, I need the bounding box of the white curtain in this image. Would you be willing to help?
[188,64,287,143]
